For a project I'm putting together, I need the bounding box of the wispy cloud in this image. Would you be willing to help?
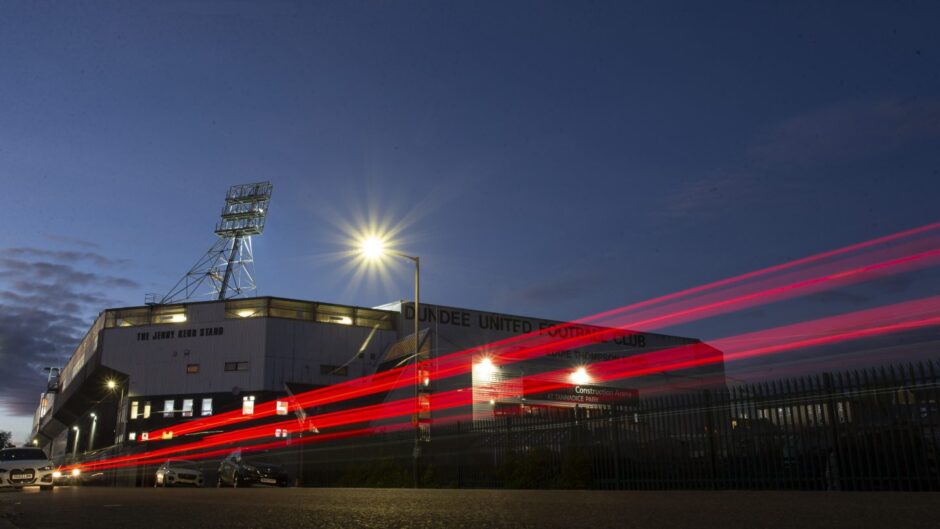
[750,98,940,167]
[3,247,131,268]
[0,247,138,417]
[661,97,940,219]
[41,234,102,250]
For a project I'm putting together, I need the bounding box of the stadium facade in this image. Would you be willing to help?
[30,296,726,469]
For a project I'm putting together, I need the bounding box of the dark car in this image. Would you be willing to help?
[217,450,289,488]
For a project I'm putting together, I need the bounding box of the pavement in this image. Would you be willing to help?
[1,486,939,529]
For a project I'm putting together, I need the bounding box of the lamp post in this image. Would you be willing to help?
[71,426,80,458]
[88,413,97,452]
[105,378,125,447]
[360,236,424,488]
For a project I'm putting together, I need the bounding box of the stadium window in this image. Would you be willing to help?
[128,432,136,441]
[201,398,213,416]
[143,402,151,419]
[130,401,139,420]
[163,399,174,418]
[320,364,348,376]
[186,364,200,374]
[225,361,249,372]
[182,399,193,417]
[242,395,255,416]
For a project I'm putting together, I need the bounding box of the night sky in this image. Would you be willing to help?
[2,1,940,441]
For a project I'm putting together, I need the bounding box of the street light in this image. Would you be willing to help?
[106,379,117,390]
[359,235,423,488]
[71,426,80,458]
[89,413,98,452]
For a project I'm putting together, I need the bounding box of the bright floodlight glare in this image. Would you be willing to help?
[361,237,385,259]
[475,357,497,379]
[569,366,591,385]
[106,379,116,389]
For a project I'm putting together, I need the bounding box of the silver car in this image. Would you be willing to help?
[154,459,204,487]
[0,447,59,491]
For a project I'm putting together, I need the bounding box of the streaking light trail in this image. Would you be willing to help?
[76,294,940,472]
[146,229,940,441]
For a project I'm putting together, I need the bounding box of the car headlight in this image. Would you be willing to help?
[53,471,62,479]
[38,465,53,471]
[242,465,257,473]
[71,468,81,477]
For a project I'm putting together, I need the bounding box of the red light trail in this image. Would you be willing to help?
[76,294,940,473]
[146,234,940,441]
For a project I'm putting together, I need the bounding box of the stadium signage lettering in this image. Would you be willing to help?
[136,326,224,341]
[539,385,639,405]
[403,305,645,347]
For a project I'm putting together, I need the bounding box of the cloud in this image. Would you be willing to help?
[41,234,102,250]
[3,247,130,267]
[661,98,940,219]
[0,247,138,417]
[660,170,793,219]
[750,98,940,167]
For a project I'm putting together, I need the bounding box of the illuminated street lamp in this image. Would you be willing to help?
[89,413,98,452]
[71,426,80,458]
[359,235,423,487]
[106,379,117,390]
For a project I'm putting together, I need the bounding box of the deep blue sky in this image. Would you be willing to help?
[2,1,940,440]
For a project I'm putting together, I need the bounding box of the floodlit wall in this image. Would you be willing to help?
[375,302,727,425]
[99,298,399,398]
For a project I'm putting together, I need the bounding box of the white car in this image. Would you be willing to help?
[0,447,59,491]
[154,460,205,487]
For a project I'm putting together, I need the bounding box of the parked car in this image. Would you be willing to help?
[155,460,205,487]
[217,450,289,487]
[0,447,59,491]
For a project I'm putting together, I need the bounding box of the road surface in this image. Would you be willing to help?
[2,487,939,529]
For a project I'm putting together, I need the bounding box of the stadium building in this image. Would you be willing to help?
[30,295,726,470]
[28,182,726,481]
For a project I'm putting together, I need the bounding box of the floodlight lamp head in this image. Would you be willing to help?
[214,181,273,237]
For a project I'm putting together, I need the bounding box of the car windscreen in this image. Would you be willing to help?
[244,460,281,469]
[0,448,48,461]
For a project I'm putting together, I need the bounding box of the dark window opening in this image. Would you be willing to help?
[225,361,249,372]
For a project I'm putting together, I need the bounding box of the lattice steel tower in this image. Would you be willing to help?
[160,182,273,304]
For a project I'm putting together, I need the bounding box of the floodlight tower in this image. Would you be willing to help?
[160,182,273,304]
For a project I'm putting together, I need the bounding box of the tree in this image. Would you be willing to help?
[0,431,14,448]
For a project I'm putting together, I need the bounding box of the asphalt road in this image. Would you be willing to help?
[2,487,940,529]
